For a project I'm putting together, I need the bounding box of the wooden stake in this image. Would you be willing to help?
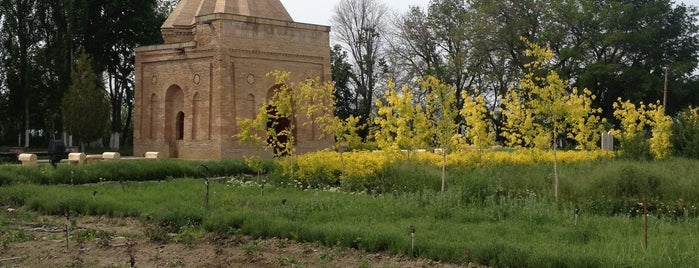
[65,211,70,252]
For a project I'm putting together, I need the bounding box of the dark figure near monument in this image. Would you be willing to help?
[48,140,67,168]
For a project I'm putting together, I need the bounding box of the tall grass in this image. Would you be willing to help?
[1,175,698,266]
[1,157,698,266]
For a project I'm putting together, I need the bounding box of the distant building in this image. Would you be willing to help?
[133,0,332,159]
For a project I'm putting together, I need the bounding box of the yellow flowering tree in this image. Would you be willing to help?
[296,75,364,176]
[236,70,296,157]
[648,103,673,160]
[421,76,459,192]
[567,88,605,150]
[295,75,363,151]
[502,39,604,201]
[460,90,495,150]
[500,87,540,147]
[235,71,338,179]
[612,99,648,141]
[374,80,431,155]
[613,98,672,160]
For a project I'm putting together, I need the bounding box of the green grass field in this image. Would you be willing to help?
[1,156,698,267]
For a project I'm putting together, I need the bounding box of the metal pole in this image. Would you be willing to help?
[198,164,210,208]
[205,179,209,208]
[410,225,416,257]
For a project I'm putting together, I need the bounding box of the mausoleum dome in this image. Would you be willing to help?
[163,0,293,29]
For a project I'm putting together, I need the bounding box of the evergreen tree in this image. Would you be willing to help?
[62,51,110,150]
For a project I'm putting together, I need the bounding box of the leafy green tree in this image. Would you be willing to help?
[388,7,443,85]
[62,51,110,150]
[521,41,566,201]
[566,88,604,150]
[71,0,164,150]
[391,0,699,144]
[427,0,476,104]
[297,75,363,175]
[331,45,356,121]
[672,107,699,158]
[0,0,166,147]
[0,0,42,147]
[569,0,699,119]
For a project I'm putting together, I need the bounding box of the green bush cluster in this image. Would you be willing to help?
[0,158,265,185]
[672,107,699,158]
[619,132,653,160]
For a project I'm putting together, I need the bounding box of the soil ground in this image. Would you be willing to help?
[1,210,475,267]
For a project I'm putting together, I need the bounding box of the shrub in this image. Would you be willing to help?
[672,107,699,158]
[618,132,652,160]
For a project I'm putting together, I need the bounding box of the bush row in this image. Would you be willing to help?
[0,159,272,186]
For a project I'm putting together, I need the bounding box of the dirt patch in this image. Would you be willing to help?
[1,214,475,267]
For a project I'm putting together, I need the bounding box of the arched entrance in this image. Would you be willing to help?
[165,85,185,158]
[266,85,295,156]
[266,105,291,156]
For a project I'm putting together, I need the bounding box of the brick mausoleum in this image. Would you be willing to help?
[133,0,333,159]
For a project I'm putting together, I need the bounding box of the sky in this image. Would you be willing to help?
[280,0,699,26]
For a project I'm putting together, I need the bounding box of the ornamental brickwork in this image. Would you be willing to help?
[134,0,332,159]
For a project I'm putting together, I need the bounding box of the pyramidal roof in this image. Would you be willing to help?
[163,0,293,29]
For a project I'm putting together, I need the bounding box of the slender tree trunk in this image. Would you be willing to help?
[553,128,559,202]
[109,74,122,151]
[441,149,447,192]
[122,105,132,146]
[110,132,120,151]
[24,99,30,148]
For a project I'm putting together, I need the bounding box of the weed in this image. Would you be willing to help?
[319,250,336,266]
[357,256,372,268]
[142,220,172,243]
[277,255,306,267]
[0,228,33,246]
[95,230,115,248]
[275,237,289,249]
[242,240,262,262]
